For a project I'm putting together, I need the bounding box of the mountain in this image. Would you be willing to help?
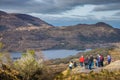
[47,22,120,49]
[0,11,53,31]
[0,11,120,51]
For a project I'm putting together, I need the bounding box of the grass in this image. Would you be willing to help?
[55,69,120,80]
[0,47,119,80]
[0,50,57,80]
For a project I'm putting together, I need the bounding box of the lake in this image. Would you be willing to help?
[42,49,91,59]
[10,49,91,60]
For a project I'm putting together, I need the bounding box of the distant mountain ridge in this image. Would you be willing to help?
[0,11,53,31]
[0,11,120,51]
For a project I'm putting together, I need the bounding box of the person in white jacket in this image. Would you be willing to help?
[69,61,73,70]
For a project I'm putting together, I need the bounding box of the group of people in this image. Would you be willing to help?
[69,54,111,70]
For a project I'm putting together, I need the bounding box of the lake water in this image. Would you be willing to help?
[42,49,90,59]
[10,49,91,60]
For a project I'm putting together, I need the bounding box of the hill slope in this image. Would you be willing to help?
[0,11,120,51]
[0,11,53,31]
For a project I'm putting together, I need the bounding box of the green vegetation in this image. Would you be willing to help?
[54,47,120,80]
[0,50,56,80]
[55,69,120,80]
[0,47,119,80]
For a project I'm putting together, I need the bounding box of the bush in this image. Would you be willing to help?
[0,49,58,80]
[14,50,45,80]
[0,64,19,80]
[13,50,56,80]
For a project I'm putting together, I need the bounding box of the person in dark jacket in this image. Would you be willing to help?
[73,61,77,68]
[88,55,94,70]
[100,55,104,67]
[84,55,89,69]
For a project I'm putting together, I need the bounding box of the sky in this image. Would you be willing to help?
[0,0,120,28]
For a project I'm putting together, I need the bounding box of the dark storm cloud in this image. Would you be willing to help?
[0,0,120,13]
[0,0,30,6]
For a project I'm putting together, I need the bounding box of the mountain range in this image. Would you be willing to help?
[0,11,120,51]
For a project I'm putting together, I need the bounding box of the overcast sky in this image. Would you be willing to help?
[0,0,120,28]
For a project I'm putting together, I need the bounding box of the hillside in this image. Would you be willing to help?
[0,11,120,51]
[53,47,120,80]
[0,11,53,31]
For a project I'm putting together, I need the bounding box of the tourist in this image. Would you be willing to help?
[84,55,89,69]
[97,54,101,67]
[88,55,94,70]
[69,61,73,70]
[107,55,111,64]
[100,55,104,67]
[95,57,98,68]
[93,57,97,68]
[79,55,84,67]
[73,61,77,68]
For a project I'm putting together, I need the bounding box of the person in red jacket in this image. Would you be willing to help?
[79,55,84,67]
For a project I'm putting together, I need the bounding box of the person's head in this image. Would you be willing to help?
[81,55,83,57]
[71,61,73,63]
[90,55,93,57]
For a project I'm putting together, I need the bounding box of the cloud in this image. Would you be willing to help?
[93,3,120,11]
[114,12,120,16]
[0,0,120,14]
[32,13,120,28]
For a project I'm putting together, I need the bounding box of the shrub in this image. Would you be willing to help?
[13,50,56,80]
[0,64,19,80]
[14,50,44,80]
